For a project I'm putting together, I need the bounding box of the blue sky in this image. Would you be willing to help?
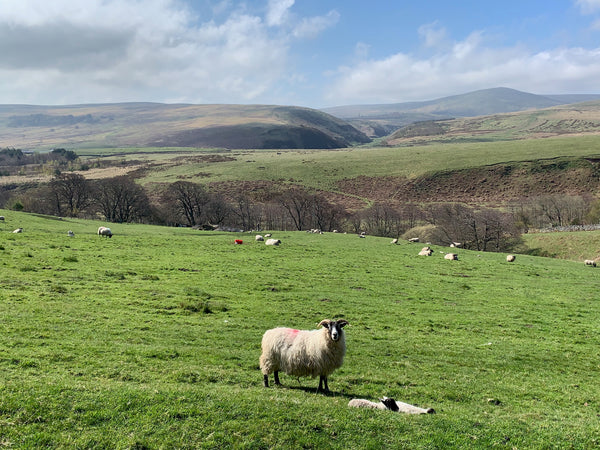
[1,0,600,107]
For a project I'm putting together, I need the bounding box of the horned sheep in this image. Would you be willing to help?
[98,226,112,238]
[348,397,435,415]
[259,318,349,393]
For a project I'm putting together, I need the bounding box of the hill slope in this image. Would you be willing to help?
[385,100,600,145]
[0,103,370,150]
[322,88,600,138]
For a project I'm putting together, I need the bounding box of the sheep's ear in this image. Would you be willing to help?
[337,319,349,328]
[318,319,331,328]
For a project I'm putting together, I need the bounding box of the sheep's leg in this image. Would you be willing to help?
[274,371,281,385]
[317,375,329,393]
[263,374,269,387]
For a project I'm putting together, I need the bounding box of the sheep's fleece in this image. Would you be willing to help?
[348,397,435,414]
[260,318,348,393]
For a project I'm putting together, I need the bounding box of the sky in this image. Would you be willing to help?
[1,0,600,108]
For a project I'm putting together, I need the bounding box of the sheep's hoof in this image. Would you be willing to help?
[263,375,269,387]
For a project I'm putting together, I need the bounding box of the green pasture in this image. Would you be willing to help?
[80,135,600,193]
[523,230,600,261]
[1,210,600,448]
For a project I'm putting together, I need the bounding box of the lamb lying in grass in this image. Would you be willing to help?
[348,397,435,414]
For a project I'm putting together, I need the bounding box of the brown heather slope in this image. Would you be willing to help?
[335,157,600,207]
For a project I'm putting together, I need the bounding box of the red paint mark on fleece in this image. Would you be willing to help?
[288,329,299,335]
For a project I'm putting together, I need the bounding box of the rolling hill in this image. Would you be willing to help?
[385,100,600,146]
[322,87,600,137]
[0,103,370,151]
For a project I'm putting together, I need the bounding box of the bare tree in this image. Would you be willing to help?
[94,176,150,223]
[165,181,210,226]
[49,173,92,217]
[279,187,313,231]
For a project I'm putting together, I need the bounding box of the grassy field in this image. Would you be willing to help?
[73,135,600,194]
[523,230,600,261]
[1,210,600,448]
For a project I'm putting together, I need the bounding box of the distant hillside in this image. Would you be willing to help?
[322,88,600,138]
[385,100,600,146]
[0,103,369,151]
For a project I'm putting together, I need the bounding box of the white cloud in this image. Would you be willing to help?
[418,21,447,48]
[0,0,333,105]
[266,0,294,27]
[293,10,340,39]
[576,0,600,13]
[326,30,600,104]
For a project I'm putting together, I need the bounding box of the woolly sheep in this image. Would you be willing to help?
[98,226,112,238]
[67,230,75,237]
[444,253,458,260]
[506,254,516,262]
[260,318,349,393]
[418,246,433,256]
[12,228,23,233]
[408,237,419,243]
[265,238,281,246]
[348,397,435,415]
[585,259,596,267]
[391,238,398,244]
[255,235,264,241]
[264,233,272,238]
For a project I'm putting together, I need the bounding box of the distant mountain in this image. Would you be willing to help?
[0,103,370,150]
[322,88,600,138]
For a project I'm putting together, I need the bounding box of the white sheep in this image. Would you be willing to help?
[265,238,281,246]
[408,237,419,243]
[506,254,516,262]
[348,397,435,414]
[264,233,272,238]
[98,226,112,238]
[12,228,23,233]
[255,235,264,241]
[584,259,596,267]
[67,230,75,237]
[260,318,349,393]
[444,253,458,260]
[418,246,433,256]
[391,238,398,244]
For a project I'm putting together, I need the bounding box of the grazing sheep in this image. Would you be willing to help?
[260,318,349,393]
[506,254,516,262]
[418,246,433,256]
[0,216,4,221]
[12,228,23,233]
[67,230,75,237]
[98,226,112,238]
[264,233,272,238]
[349,397,435,414]
[255,235,264,241]
[408,237,419,243]
[585,259,596,267]
[391,238,398,244]
[450,242,462,248]
[444,253,458,260]
[265,238,281,246]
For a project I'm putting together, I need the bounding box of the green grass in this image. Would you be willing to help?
[124,135,600,193]
[523,230,600,261]
[1,210,600,448]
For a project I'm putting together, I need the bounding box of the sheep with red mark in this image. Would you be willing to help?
[259,319,349,393]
